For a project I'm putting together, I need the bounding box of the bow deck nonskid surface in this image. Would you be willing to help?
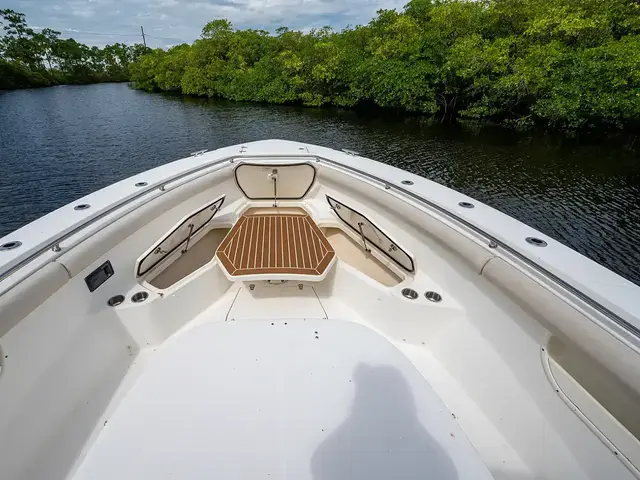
[73,319,492,479]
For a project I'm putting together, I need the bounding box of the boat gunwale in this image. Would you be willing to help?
[0,143,638,345]
[317,154,640,343]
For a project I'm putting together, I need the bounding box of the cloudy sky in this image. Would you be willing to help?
[5,0,406,48]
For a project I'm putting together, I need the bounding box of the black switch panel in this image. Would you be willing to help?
[85,260,114,292]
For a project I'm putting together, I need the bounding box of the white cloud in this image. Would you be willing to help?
[71,8,95,18]
[5,0,407,48]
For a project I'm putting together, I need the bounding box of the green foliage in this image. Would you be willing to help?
[0,9,149,89]
[4,2,640,130]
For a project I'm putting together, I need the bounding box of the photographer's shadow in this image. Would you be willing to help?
[311,363,458,480]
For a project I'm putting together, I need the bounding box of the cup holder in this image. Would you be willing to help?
[401,288,419,300]
[107,294,125,307]
[131,291,149,304]
[425,291,442,303]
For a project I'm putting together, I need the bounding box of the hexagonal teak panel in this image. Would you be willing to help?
[216,213,335,278]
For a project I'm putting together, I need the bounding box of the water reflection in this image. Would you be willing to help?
[311,364,457,480]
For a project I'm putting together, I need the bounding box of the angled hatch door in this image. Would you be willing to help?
[136,195,225,277]
[327,195,415,273]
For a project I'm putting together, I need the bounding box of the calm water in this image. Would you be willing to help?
[1,83,639,285]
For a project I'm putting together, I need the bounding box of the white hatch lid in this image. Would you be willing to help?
[73,319,493,479]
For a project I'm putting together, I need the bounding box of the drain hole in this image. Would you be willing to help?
[131,291,149,303]
[525,237,548,247]
[401,180,414,185]
[74,204,90,211]
[458,201,474,208]
[0,241,22,251]
[135,182,148,187]
[425,291,442,303]
[401,288,419,300]
[107,295,125,307]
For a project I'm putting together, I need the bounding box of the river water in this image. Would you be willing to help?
[1,83,639,285]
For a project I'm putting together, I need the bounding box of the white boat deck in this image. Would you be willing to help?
[2,140,639,480]
[72,317,492,480]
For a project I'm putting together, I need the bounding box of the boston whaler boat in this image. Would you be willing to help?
[0,140,639,479]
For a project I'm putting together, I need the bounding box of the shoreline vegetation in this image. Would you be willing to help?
[2,1,640,135]
[128,0,640,133]
[0,9,149,89]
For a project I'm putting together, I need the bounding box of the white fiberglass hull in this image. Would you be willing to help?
[0,140,638,480]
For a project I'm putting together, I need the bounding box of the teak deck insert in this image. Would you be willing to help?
[216,213,335,277]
